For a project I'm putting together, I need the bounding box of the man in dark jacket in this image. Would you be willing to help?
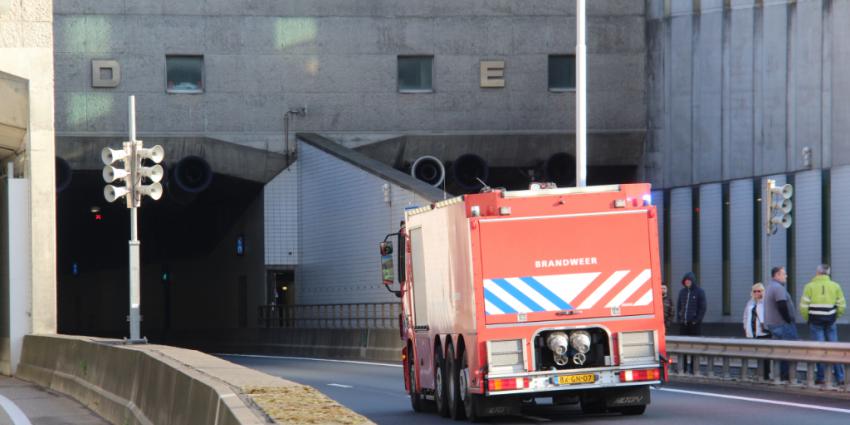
[676,272,707,336]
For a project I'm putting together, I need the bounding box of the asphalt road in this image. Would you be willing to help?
[221,354,850,425]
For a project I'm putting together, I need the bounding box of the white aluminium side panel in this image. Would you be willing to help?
[7,178,31,375]
[793,170,821,292]
[670,188,693,287]
[406,200,475,335]
[699,184,722,322]
[729,179,754,321]
[264,161,299,266]
[830,166,850,324]
[296,142,430,305]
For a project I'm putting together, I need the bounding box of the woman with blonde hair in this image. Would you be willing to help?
[743,282,771,379]
[743,282,770,338]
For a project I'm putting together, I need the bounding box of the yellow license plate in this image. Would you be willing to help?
[558,374,596,385]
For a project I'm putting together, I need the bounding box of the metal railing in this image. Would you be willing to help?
[258,303,401,329]
[666,336,850,393]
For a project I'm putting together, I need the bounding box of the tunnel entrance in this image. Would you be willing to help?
[56,169,264,341]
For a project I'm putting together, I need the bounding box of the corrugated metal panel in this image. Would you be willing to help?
[765,175,787,279]
[699,184,722,322]
[670,188,693,288]
[830,166,850,324]
[296,141,430,305]
[729,179,754,322]
[652,190,665,275]
[793,170,821,293]
[264,162,299,266]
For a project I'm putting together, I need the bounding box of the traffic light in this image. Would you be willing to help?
[766,179,793,234]
[101,141,165,207]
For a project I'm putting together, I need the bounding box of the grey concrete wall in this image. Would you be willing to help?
[53,0,646,152]
[646,0,850,189]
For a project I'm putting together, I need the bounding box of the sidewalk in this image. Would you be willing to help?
[0,376,107,425]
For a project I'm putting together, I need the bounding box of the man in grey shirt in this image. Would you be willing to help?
[763,266,798,381]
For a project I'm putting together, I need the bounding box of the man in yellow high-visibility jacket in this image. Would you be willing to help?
[799,264,846,386]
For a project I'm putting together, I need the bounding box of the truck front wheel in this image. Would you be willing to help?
[434,351,449,417]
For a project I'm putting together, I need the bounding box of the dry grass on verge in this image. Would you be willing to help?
[245,385,374,425]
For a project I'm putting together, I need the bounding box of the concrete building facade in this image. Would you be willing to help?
[0,0,56,374]
[51,0,650,334]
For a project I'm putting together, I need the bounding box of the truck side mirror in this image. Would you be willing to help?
[380,241,394,285]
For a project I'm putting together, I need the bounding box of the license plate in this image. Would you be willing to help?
[557,373,596,385]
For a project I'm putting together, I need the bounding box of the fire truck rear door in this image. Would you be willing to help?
[477,210,656,325]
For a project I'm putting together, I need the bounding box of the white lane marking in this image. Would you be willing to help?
[520,414,551,422]
[218,354,403,368]
[327,383,354,389]
[654,387,850,414]
[0,394,32,425]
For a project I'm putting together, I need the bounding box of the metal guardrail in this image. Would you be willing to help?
[257,303,401,329]
[666,336,850,393]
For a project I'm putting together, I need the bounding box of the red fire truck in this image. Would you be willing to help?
[380,183,666,420]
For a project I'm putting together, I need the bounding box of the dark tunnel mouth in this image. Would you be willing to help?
[173,155,213,193]
[452,153,489,189]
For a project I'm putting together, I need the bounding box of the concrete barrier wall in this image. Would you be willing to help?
[167,328,404,363]
[14,334,362,425]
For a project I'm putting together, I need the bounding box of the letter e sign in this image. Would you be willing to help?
[480,60,505,88]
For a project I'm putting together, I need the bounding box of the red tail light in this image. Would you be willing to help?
[619,368,660,382]
[487,377,530,392]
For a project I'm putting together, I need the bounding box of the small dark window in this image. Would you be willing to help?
[398,56,433,92]
[166,55,204,93]
[548,55,576,91]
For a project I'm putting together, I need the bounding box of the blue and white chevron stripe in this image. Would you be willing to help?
[483,270,652,316]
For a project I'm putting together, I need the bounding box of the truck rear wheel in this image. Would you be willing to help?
[460,354,482,422]
[408,350,423,412]
[434,351,449,417]
[446,344,465,420]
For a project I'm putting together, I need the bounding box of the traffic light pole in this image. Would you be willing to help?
[128,96,143,343]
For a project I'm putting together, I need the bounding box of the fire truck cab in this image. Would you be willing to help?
[383,183,666,420]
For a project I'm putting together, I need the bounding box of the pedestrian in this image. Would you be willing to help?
[799,264,846,386]
[676,272,706,374]
[742,282,771,380]
[763,266,798,382]
[676,272,706,336]
[662,284,674,333]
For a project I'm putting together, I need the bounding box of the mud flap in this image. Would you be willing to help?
[603,385,650,408]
